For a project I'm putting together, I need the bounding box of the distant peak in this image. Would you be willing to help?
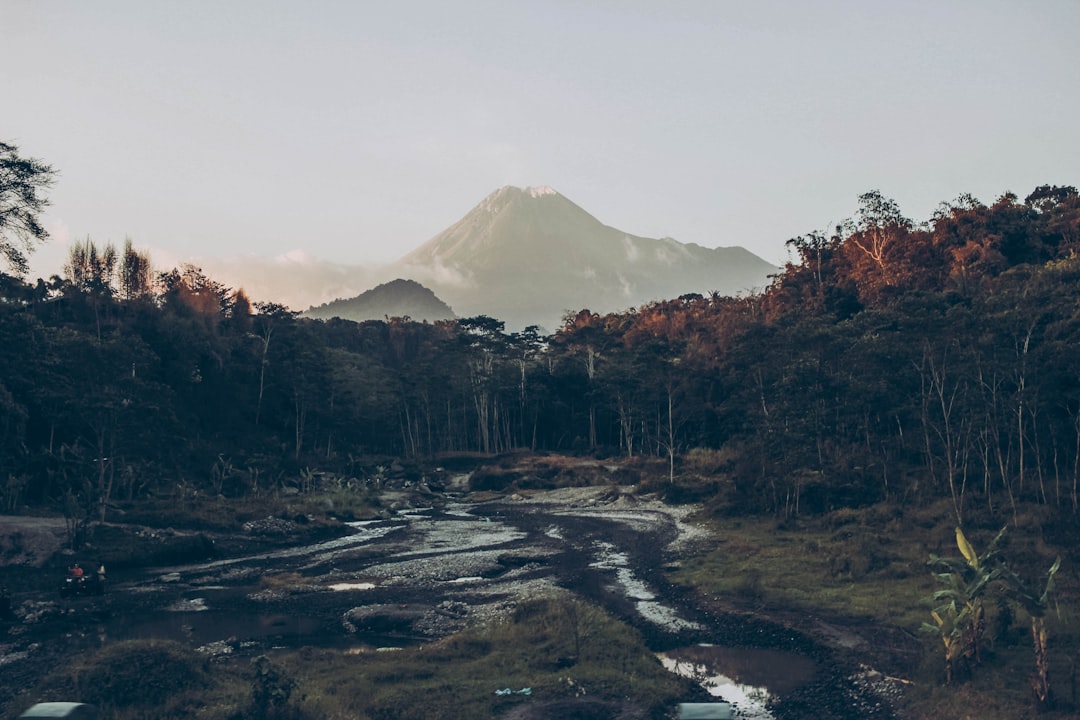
[487,185,560,199]
[479,185,562,214]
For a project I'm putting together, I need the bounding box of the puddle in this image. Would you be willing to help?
[659,644,817,720]
[327,582,376,591]
[94,609,328,649]
[590,541,703,631]
[397,507,435,517]
[543,524,564,540]
[165,597,209,612]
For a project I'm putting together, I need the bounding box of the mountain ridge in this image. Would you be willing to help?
[304,185,777,330]
[390,185,777,330]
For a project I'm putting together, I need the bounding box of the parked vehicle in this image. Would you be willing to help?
[18,702,97,718]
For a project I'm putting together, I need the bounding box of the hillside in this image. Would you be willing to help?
[304,278,455,323]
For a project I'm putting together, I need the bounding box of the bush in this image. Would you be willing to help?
[468,468,518,492]
[78,639,209,707]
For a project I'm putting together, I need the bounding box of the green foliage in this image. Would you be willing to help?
[923,525,1068,711]
[923,527,1007,682]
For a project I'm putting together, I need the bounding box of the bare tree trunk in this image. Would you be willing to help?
[667,388,675,483]
[1073,414,1079,513]
[294,392,306,459]
[1031,617,1053,710]
[255,324,273,426]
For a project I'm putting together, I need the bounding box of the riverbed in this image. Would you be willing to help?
[1,486,911,719]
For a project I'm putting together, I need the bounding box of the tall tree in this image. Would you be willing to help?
[0,141,56,277]
[117,238,153,300]
[1025,185,1080,256]
[251,302,293,427]
[844,190,911,300]
[65,237,118,295]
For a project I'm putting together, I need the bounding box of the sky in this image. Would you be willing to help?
[4,0,1079,307]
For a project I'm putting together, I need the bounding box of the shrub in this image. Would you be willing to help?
[468,468,517,492]
[78,639,209,707]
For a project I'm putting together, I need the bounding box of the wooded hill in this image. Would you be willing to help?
[1,185,1078,526]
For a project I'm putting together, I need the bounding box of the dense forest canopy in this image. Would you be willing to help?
[1,181,1079,527]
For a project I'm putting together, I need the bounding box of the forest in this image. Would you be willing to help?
[1,180,1079,531]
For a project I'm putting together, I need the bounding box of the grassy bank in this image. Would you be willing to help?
[670,497,1080,719]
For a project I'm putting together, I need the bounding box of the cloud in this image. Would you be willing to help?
[196,252,385,311]
[653,238,691,266]
[395,257,473,289]
[42,215,72,247]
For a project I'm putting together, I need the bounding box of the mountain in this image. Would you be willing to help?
[388,186,777,331]
[304,278,455,323]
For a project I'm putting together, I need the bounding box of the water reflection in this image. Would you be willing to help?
[659,644,817,720]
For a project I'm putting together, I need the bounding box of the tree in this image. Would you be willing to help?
[783,227,843,310]
[1025,185,1080,257]
[118,238,153,300]
[458,316,512,453]
[66,237,117,295]
[251,302,293,426]
[0,141,56,277]
[845,190,911,299]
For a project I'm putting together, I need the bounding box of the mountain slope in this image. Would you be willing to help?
[391,185,777,331]
[304,278,455,323]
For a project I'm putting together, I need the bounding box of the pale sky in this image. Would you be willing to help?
[4,0,1079,300]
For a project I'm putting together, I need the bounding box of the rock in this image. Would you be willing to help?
[242,517,296,536]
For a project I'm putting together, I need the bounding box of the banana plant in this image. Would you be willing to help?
[999,555,1062,709]
[921,599,969,684]
[925,527,1006,677]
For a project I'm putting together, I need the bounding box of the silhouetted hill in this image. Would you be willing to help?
[304,278,454,323]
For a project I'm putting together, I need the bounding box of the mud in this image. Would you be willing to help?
[0,486,919,719]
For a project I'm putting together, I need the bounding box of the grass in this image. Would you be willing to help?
[673,504,942,629]
[114,484,383,532]
[21,639,223,720]
[669,497,1080,719]
[280,593,690,719]
[16,594,691,720]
